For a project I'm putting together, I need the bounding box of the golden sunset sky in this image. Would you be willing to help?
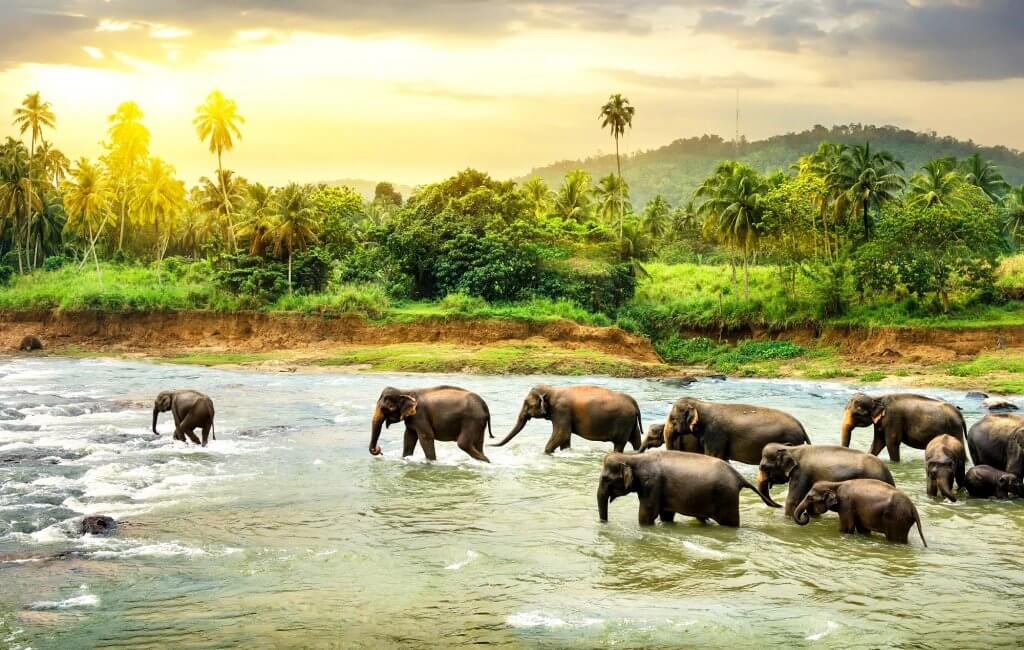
[2,1,1022,186]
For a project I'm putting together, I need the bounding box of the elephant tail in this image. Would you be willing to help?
[798,422,811,445]
[487,414,493,439]
[740,477,782,508]
[913,508,928,548]
[212,420,216,441]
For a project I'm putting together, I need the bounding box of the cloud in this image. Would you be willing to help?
[600,68,776,90]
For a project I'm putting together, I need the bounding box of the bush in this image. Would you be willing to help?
[654,335,725,363]
[540,262,636,314]
[215,254,288,301]
[0,264,14,287]
[291,247,332,294]
[43,255,69,271]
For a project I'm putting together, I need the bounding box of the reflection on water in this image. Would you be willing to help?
[1,358,1023,648]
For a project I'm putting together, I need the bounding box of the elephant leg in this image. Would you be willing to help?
[612,439,625,453]
[637,501,658,526]
[201,422,212,447]
[559,438,571,450]
[543,428,571,455]
[885,435,901,463]
[402,428,418,457]
[176,412,202,444]
[417,432,437,461]
[869,433,885,457]
[457,426,490,463]
[659,510,676,523]
[714,505,740,528]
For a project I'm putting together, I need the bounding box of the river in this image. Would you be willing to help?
[0,357,1022,648]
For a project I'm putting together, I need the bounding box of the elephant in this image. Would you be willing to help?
[757,443,895,517]
[18,335,43,351]
[597,450,780,526]
[645,397,810,464]
[493,385,642,454]
[793,479,927,546]
[840,392,966,462]
[924,434,967,502]
[638,422,701,453]
[152,390,216,446]
[964,465,1024,499]
[967,413,1024,478]
[370,386,492,462]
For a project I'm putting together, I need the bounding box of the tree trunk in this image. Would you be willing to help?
[217,148,237,252]
[862,201,870,239]
[287,248,293,294]
[615,134,622,242]
[743,251,750,299]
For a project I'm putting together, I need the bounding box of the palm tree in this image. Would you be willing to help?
[33,141,69,187]
[27,190,65,267]
[826,142,905,239]
[194,90,244,250]
[959,153,1009,202]
[695,161,767,297]
[236,182,276,256]
[61,158,110,279]
[105,101,151,251]
[521,177,552,220]
[0,138,41,272]
[12,92,56,161]
[198,170,247,247]
[271,183,319,292]
[599,93,634,240]
[641,194,671,240]
[594,173,632,238]
[1002,184,1024,247]
[799,142,846,260]
[132,157,186,278]
[907,158,966,208]
[552,170,593,222]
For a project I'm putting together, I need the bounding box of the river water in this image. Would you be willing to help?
[0,357,1022,648]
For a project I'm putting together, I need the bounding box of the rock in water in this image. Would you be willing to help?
[18,335,43,351]
[965,391,989,400]
[982,397,1019,412]
[79,515,117,536]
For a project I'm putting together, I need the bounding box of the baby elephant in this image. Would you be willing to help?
[925,434,967,502]
[793,479,927,546]
[153,390,216,446]
[965,465,1024,499]
[598,450,780,526]
[18,335,43,351]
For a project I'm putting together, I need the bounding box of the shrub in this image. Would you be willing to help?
[43,255,69,271]
[0,264,14,287]
[654,335,725,364]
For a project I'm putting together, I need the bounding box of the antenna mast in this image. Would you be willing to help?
[734,87,740,156]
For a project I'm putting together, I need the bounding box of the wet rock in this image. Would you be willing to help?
[18,335,43,351]
[966,391,989,400]
[663,376,698,387]
[79,516,117,536]
[982,397,1019,412]
[706,374,727,381]
[1,447,85,464]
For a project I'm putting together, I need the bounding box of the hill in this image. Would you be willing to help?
[521,124,1024,208]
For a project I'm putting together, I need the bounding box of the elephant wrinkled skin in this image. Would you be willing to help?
[370,385,493,462]
[967,413,1024,478]
[793,479,927,546]
[840,392,965,462]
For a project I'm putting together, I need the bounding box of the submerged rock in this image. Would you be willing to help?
[79,516,117,536]
[966,391,989,400]
[982,397,1019,412]
[663,376,698,387]
[706,374,727,381]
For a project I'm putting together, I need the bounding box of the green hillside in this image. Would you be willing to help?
[522,124,1024,207]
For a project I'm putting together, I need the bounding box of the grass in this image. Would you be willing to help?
[654,335,807,372]
[858,371,888,383]
[946,352,1024,377]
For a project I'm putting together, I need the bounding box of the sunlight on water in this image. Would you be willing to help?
[1,358,1022,647]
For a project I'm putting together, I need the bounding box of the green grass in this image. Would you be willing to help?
[159,351,283,365]
[858,371,888,383]
[988,379,1024,395]
[654,335,807,371]
[947,353,1024,377]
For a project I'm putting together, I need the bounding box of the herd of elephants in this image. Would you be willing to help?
[153,382,1024,547]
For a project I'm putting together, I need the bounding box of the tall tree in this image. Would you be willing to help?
[194,90,244,250]
[104,101,151,251]
[198,170,247,248]
[907,158,966,208]
[271,183,319,293]
[826,142,905,239]
[520,177,552,220]
[236,182,276,256]
[132,157,186,278]
[552,170,593,222]
[641,194,671,240]
[61,158,110,280]
[12,92,56,270]
[594,173,632,240]
[1002,184,1024,247]
[0,138,41,272]
[959,153,1009,203]
[598,93,634,240]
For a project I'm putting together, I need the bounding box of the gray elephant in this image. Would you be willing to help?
[638,422,701,453]
[840,392,966,462]
[370,386,492,462]
[153,390,216,446]
[757,443,895,517]
[641,397,810,464]
[793,479,927,546]
[924,434,966,502]
[597,450,780,526]
[493,385,642,454]
[967,413,1024,478]
[965,465,1024,499]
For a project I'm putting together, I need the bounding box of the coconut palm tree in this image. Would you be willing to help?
[105,101,151,251]
[132,157,186,277]
[12,92,56,161]
[61,158,110,279]
[826,142,905,239]
[33,141,69,187]
[907,158,966,208]
[194,90,244,250]
[520,177,552,220]
[599,93,634,240]
[1002,184,1024,247]
[0,138,41,272]
[27,190,66,267]
[552,170,593,222]
[641,194,671,240]
[959,153,1009,202]
[271,183,319,293]
[594,173,632,237]
[236,182,276,256]
[198,170,247,248]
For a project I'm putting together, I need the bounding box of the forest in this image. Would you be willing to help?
[3,90,1024,354]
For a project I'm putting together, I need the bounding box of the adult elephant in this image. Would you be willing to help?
[643,397,810,465]
[757,443,895,517]
[492,385,642,454]
[597,450,780,526]
[840,392,966,462]
[967,413,1024,478]
[153,390,216,446]
[370,386,492,462]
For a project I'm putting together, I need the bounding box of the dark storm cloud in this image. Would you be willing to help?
[693,0,1024,81]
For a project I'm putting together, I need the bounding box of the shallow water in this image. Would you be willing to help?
[0,358,1022,648]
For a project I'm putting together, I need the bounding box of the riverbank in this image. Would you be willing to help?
[3,309,1024,393]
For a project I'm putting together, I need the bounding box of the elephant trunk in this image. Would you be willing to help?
[152,407,160,435]
[938,475,957,502]
[840,409,855,448]
[369,406,385,456]
[793,500,811,525]
[756,469,772,500]
[597,485,610,522]
[492,406,529,447]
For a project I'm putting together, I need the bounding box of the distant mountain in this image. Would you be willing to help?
[323,178,416,202]
[522,124,1024,208]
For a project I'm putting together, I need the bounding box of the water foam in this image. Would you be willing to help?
[506,611,603,629]
[806,620,840,641]
[445,550,479,570]
[29,585,99,610]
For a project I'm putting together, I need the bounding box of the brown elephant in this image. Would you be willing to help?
[638,422,701,453]
[642,397,810,464]
[597,451,780,526]
[757,443,895,517]
[493,385,642,454]
[924,434,966,502]
[967,414,1024,478]
[964,465,1024,499]
[840,392,965,462]
[793,479,927,546]
[18,335,43,351]
[153,390,216,446]
[370,386,492,462]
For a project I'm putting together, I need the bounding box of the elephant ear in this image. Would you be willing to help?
[398,395,418,420]
[687,407,700,432]
[780,453,798,479]
[871,404,886,424]
[538,391,549,416]
[156,392,172,412]
[621,464,635,491]
[824,490,839,509]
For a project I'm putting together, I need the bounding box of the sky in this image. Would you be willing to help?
[1,1,1023,186]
